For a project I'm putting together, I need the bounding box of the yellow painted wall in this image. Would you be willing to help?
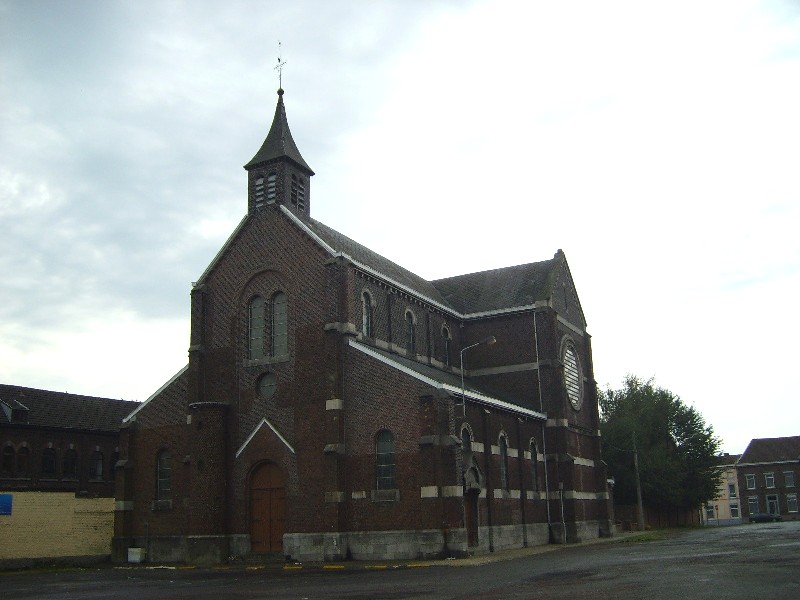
[0,492,114,560]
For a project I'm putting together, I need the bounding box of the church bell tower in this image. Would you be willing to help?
[244,88,314,220]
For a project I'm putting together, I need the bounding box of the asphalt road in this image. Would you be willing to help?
[3,521,799,599]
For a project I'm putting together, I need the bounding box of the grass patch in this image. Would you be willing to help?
[616,531,666,543]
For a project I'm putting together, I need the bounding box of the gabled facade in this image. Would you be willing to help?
[113,90,611,564]
[737,436,800,522]
[702,453,742,526]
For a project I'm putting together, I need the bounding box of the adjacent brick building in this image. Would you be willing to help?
[0,384,138,564]
[113,89,612,564]
[737,436,800,522]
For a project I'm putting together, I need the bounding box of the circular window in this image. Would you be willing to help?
[257,373,277,399]
[562,341,582,410]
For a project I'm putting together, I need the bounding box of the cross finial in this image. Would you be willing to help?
[275,41,287,90]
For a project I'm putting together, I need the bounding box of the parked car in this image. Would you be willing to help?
[749,512,782,523]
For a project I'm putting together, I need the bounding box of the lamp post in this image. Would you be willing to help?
[460,335,496,416]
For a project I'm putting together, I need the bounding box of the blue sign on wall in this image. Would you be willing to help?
[0,494,12,515]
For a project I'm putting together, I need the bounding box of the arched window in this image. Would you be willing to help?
[376,430,396,490]
[362,291,373,337]
[562,339,583,410]
[405,311,416,354]
[63,448,78,478]
[1,446,14,475]
[89,451,103,480]
[254,176,265,206]
[530,440,539,492]
[499,435,509,491]
[271,292,288,357]
[157,450,171,502]
[16,446,30,476]
[248,296,266,360]
[442,326,451,367]
[42,447,57,476]
[462,427,472,453]
[266,172,277,200]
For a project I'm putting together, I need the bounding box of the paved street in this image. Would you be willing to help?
[3,522,799,599]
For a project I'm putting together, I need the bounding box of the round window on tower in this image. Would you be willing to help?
[257,373,277,399]
[562,340,583,410]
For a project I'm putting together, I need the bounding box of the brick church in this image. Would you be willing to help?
[113,89,612,564]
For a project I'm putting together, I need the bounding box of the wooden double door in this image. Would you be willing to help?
[249,462,285,553]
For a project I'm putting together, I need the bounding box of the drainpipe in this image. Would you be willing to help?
[533,309,552,531]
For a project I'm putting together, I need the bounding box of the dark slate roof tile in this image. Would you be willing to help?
[0,384,139,432]
[739,436,800,464]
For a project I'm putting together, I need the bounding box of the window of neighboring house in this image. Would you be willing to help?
[156,450,171,503]
[765,472,775,488]
[442,326,451,367]
[16,446,30,476]
[1,446,14,475]
[784,471,795,488]
[530,440,539,492]
[747,496,759,515]
[266,172,276,200]
[375,430,395,490]
[362,292,373,337]
[788,494,798,513]
[248,296,266,360]
[63,448,78,478]
[499,435,509,491]
[89,451,103,480]
[730,503,740,518]
[766,494,779,515]
[41,447,57,476]
[405,311,416,354]
[728,483,737,498]
[705,505,715,520]
[254,176,265,206]
[271,292,288,357]
[745,474,756,490]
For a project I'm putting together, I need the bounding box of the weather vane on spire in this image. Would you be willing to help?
[275,41,287,90]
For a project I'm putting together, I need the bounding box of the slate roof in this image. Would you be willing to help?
[305,218,451,307]
[714,453,741,467]
[0,384,139,432]
[244,89,314,174]
[432,257,559,315]
[738,436,800,464]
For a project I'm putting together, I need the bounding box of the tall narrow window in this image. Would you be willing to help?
[765,473,775,488]
[499,435,509,491]
[254,176,265,206]
[405,311,416,354]
[63,448,78,478]
[530,440,540,492]
[290,174,306,210]
[266,172,276,200]
[90,451,104,480]
[271,292,288,357]
[746,474,755,490]
[562,340,582,410]
[157,450,171,502]
[362,292,373,337]
[747,496,758,515]
[462,428,472,453]
[1,446,14,475]
[785,471,795,488]
[442,326,451,367]
[42,447,57,476]
[376,430,396,490]
[248,296,266,360]
[16,446,30,476]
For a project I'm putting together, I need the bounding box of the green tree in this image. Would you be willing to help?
[599,376,722,511]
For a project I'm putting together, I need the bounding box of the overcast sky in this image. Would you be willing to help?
[2,0,799,454]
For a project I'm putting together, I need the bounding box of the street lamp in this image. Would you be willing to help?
[460,335,497,416]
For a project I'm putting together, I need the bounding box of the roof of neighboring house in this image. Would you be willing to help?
[738,436,800,465]
[0,384,139,432]
[714,453,741,467]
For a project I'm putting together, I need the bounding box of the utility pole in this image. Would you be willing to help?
[633,431,645,531]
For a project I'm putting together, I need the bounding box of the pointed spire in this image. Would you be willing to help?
[244,89,314,174]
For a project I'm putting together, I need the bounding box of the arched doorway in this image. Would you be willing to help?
[249,462,285,553]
